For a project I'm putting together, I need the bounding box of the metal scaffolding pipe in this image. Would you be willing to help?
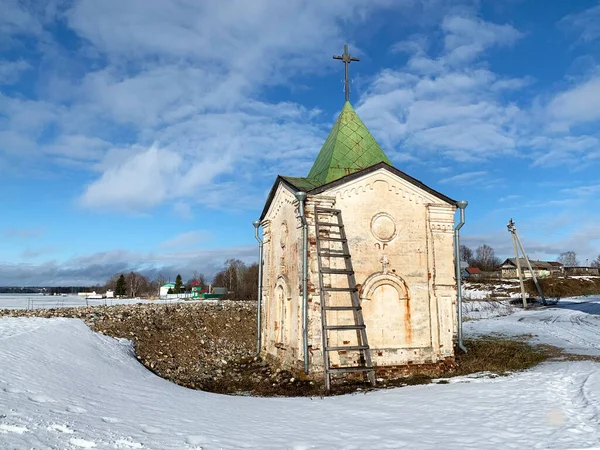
[253,221,264,356]
[454,200,468,353]
[295,191,309,374]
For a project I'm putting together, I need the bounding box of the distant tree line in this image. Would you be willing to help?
[99,259,259,300]
[558,251,600,268]
[460,246,600,271]
[212,258,259,300]
[0,287,53,294]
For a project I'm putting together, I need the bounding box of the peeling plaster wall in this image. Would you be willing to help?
[260,184,303,368]
[260,168,457,376]
[306,169,457,371]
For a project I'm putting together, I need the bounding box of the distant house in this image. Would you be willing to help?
[159,283,175,297]
[564,266,600,276]
[500,259,559,279]
[461,267,482,279]
[548,261,564,275]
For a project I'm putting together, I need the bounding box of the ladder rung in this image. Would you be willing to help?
[319,252,351,258]
[321,268,354,275]
[316,222,343,227]
[319,237,346,242]
[326,345,369,351]
[321,287,357,292]
[315,208,341,214]
[328,366,374,373]
[324,325,365,330]
[323,306,361,311]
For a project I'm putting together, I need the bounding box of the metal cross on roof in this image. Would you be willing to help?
[333,44,360,102]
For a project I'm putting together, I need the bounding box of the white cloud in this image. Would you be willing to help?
[0,59,30,84]
[172,202,193,220]
[80,146,184,211]
[559,3,600,44]
[546,76,600,130]
[3,1,600,219]
[21,246,57,259]
[0,0,43,41]
[528,135,600,168]
[76,100,325,210]
[391,34,429,54]
[2,227,46,239]
[5,0,422,211]
[562,184,600,196]
[0,245,257,286]
[159,231,210,249]
[498,194,522,203]
[356,15,528,162]
[439,170,488,184]
[441,15,524,65]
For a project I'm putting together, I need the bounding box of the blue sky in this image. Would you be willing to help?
[1,0,600,286]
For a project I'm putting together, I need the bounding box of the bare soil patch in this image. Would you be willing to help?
[525,277,600,299]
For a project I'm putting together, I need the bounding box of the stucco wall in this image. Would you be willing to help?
[304,169,456,371]
[260,184,303,368]
[260,168,457,376]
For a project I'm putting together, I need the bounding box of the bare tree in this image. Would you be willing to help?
[459,245,474,265]
[558,251,579,267]
[212,260,256,300]
[592,255,600,268]
[104,273,120,292]
[126,272,150,298]
[472,244,502,272]
[237,263,259,300]
[212,270,227,290]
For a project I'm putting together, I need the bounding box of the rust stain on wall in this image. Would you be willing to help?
[404,295,413,346]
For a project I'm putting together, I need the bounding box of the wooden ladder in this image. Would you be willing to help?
[314,206,376,390]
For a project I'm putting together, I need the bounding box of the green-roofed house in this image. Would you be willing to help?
[256,46,461,387]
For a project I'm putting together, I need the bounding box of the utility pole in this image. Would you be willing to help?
[509,221,528,308]
[507,219,546,308]
[514,228,546,306]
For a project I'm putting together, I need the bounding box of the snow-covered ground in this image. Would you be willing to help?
[462,299,516,320]
[466,296,600,357]
[462,280,521,300]
[1,299,600,449]
[0,294,200,310]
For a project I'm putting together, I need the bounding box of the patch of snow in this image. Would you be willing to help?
[70,437,97,448]
[0,424,28,434]
[0,314,600,448]
[466,296,600,356]
[462,300,516,320]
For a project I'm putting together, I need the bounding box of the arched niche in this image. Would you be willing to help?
[359,273,412,349]
[274,275,292,345]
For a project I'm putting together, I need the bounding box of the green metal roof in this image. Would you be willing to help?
[280,176,323,191]
[261,101,406,219]
[306,101,392,186]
